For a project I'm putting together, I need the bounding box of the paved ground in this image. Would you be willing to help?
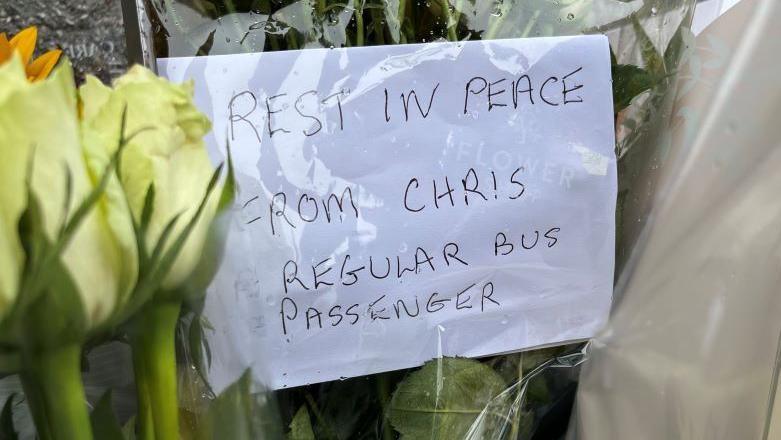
[0,0,127,82]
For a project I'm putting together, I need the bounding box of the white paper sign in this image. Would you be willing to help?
[159,35,616,391]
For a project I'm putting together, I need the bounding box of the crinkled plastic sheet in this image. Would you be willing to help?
[570,0,781,439]
[130,0,697,438]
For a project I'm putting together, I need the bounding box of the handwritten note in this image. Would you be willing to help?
[159,35,616,391]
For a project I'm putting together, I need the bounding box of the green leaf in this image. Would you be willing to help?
[115,161,226,324]
[382,0,403,43]
[148,212,184,269]
[196,30,217,56]
[58,165,74,237]
[388,358,507,439]
[209,370,255,439]
[0,394,17,440]
[631,14,665,76]
[288,405,315,440]
[139,184,156,240]
[0,350,21,374]
[16,195,87,348]
[90,391,125,440]
[15,106,133,340]
[16,180,49,304]
[524,375,550,404]
[612,63,655,113]
[56,108,131,250]
[121,415,136,440]
[663,16,695,75]
[187,314,212,382]
[301,377,377,440]
[218,142,236,213]
[272,0,315,41]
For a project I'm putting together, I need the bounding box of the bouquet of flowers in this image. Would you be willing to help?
[0,0,699,435]
[0,25,239,439]
[138,0,696,439]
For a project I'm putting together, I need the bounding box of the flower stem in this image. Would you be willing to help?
[21,344,92,440]
[131,302,182,440]
[354,0,365,46]
[132,348,157,440]
[439,0,457,42]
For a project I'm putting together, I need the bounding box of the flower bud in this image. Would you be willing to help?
[80,66,219,292]
[0,56,137,327]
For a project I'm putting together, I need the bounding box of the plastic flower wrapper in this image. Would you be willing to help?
[139,0,697,438]
[80,65,234,440]
[0,54,137,439]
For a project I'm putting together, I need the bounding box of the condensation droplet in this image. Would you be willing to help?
[491,0,503,16]
[327,10,339,24]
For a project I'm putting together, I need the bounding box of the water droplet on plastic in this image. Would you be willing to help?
[566,13,574,20]
[490,0,503,16]
[327,10,339,24]
[650,6,658,15]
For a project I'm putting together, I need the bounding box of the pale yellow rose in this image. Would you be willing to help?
[80,66,219,292]
[0,56,137,326]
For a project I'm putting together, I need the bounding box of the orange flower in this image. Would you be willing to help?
[0,26,62,82]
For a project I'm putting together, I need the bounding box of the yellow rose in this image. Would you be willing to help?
[80,65,227,440]
[0,56,137,328]
[80,66,219,293]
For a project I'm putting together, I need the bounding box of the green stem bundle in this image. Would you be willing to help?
[354,0,365,46]
[131,301,182,440]
[439,0,458,41]
[21,345,92,440]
